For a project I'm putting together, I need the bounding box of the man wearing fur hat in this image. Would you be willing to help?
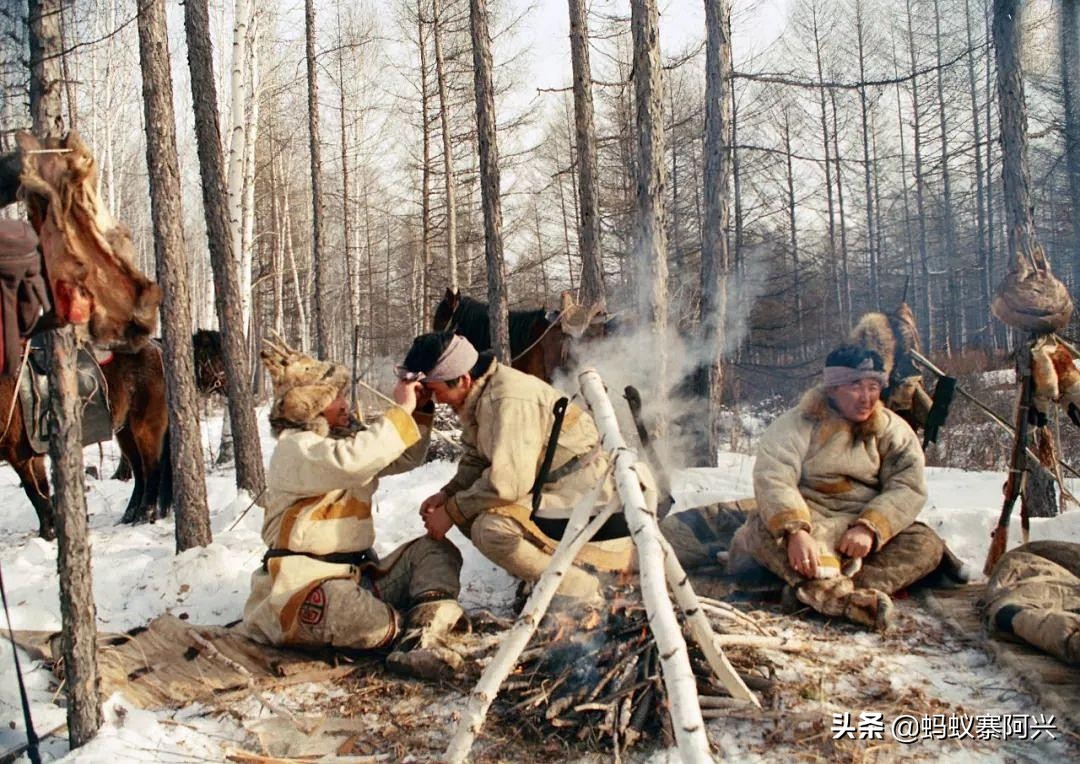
[241,337,466,677]
[398,331,655,606]
[665,345,954,630]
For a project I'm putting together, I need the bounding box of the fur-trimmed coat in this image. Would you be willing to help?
[442,361,615,528]
[753,387,926,573]
[242,405,432,646]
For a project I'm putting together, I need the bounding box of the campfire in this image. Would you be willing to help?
[490,586,774,754]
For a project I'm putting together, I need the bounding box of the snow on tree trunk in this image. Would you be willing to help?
[137,0,213,551]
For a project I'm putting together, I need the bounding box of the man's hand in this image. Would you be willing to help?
[838,524,875,559]
[393,379,422,414]
[422,504,453,541]
[420,491,448,514]
[786,529,819,579]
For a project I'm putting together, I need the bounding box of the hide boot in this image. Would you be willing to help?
[385,598,466,680]
[795,576,894,632]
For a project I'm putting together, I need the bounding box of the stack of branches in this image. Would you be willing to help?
[493,589,775,755]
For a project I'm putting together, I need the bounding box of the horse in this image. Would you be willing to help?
[0,340,172,539]
[432,288,581,382]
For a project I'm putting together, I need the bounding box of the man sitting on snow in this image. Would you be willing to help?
[665,344,957,631]
[399,331,656,607]
[240,336,465,677]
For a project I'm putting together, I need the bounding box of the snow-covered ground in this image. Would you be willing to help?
[0,407,1078,762]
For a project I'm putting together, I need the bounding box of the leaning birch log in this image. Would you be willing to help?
[657,532,760,707]
[444,475,614,764]
[578,368,713,763]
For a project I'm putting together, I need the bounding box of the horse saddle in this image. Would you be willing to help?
[18,337,114,454]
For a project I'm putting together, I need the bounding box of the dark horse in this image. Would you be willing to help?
[432,288,567,381]
[0,340,172,539]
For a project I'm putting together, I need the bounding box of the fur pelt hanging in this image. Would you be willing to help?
[1031,336,1080,428]
[992,246,1074,333]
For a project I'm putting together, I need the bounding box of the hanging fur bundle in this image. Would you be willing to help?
[849,303,932,428]
[1031,336,1080,428]
[992,247,1074,333]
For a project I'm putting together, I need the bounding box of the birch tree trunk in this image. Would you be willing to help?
[630,0,669,385]
[568,0,604,307]
[337,3,357,335]
[698,0,732,468]
[469,0,511,360]
[241,11,260,332]
[28,0,101,746]
[1061,0,1080,292]
[226,0,252,331]
[183,0,266,497]
[783,105,805,356]
[432,0,458,291]
[812,9,840,336]
[305,0,330,357]
[137,0,212,552]
[829,89,851,326]
[854,0,878,309]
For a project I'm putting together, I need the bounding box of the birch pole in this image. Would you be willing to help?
[444,478,613,764]
[579,369,712,762]
[226,0,252,328]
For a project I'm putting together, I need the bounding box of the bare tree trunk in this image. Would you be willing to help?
[966,0,991,344]
[555,138,576,291]
[28,0,101,746]
[854,0,878,309]
[241,11,260,337]
[432,0,458,292]
[630,0,669,381]
[1062,0,1080,293]
[137,0,212,551]
[469,0,510,360]
[933,0,960,353]
[985,0,1004,350]
[782,105,804,356]
[812,9,840,336]
[906,0,933,348]
[183,0,266,496]
[417,0,433,328]
[304,0,330,357]
[829,89,851,325]
[226,0,252,331]
[568,0,604,306]
[337,3,357,337]
[698,0,732,467]
[993,0,1038,260]
[268,121,284,336]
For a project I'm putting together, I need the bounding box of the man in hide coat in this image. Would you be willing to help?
[984,541,1080,665]
[241,338,465,676]
[664,345,955,630]
[400,331,655,605]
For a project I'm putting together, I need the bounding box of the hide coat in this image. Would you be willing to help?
[441,361,638,571]
[242,405,439,647]
[752,386,927,575]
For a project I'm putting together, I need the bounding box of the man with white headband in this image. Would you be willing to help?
[398,331,655,606]
[664,344,953,631]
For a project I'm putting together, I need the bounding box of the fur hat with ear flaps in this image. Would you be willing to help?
[262,333,349,432]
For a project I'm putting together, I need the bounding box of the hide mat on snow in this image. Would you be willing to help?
[12,614,363,709]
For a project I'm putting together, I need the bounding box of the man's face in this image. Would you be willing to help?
[423,375,471,410]
[323,393,351,429]
[827,378,882,423]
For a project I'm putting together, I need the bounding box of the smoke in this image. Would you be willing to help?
[553,250,770,473]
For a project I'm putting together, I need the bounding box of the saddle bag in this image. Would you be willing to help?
[0,221,53,378]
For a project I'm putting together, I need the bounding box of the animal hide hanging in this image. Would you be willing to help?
[992,246,1074,333]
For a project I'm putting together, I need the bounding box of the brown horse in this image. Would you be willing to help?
[0,341,171,539]
[432,288,569,381]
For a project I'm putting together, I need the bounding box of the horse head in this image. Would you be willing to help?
[15,131,161,352]
[433,286,460,332]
